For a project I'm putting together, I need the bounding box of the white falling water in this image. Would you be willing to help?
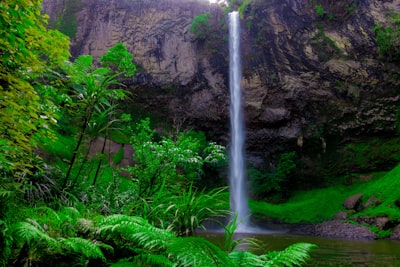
[229,11,250,231]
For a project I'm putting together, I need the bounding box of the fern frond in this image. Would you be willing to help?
[97,214,175,249]
[109,258,138,267]
[167,237,234,267]
[0,190,12,199]
[133,253,174,267]
[131,230,174,251]
[59,237,107,262]
[12,221,58,249]
[228,251,265,267]
[77,218,94,235]
[0,220,12,267]
[263,242,317,267]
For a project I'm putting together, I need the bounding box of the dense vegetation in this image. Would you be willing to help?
[0,0,317,266]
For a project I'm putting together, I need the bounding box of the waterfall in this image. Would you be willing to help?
[229,11,250,231]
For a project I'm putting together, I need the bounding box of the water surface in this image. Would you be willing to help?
[198,231,400,266]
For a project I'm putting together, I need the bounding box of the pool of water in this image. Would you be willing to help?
[197,231,400,266]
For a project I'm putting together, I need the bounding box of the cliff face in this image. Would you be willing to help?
[42,0,400,179]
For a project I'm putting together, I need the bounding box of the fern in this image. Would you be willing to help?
[12,221,58,249]
[262,242,317,267]
[0,220,12,267]
[167,237,234,267]
[133,253,174,267]
[11,220,61,266]
[59,237,109,262]
[228,251,265,267]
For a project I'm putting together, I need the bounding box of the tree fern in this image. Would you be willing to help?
[167,237,234,267]
[262,242,317,267]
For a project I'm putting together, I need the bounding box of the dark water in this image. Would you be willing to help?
[197,231,400,266]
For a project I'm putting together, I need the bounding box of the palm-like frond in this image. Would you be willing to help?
[228,251,265,267]
[12,221,58,249]
[167,237,234,267]
[133,253,174,267]
[11,220,60,266]
[59,237,110,262]
[96,214,175,250]
[262,242,317,267]
[0,220,12,267]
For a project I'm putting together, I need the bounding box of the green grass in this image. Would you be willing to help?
[249,166,400,224]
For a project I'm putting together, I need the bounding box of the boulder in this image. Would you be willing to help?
[333,211,348,220]
[390,224,400,240]
[374,217,390,230]
[313,220,375,239]
[343,193,363,210]
[362,196,377,209]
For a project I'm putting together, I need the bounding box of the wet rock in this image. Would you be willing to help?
[343,193,363,210]
[390,224,400,240]
[362,196,377,209]
[290,220,376,239]
[314,220,375,239]
[374,217,390,230]
[333,211,348,220]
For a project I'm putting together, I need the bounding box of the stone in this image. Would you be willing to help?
[374,217,390,230]
[343,193,363,210]
[314,220,375,239]
[362,196,377,209]
[333,211,348,220]
[391,224,400,240]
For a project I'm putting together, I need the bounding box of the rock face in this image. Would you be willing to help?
[42,0,400,182]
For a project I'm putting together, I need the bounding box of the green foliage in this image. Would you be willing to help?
[262,242,318,267]
[0,0,70,175]
[168,237,234,267]
[222,215,260,253]
[373,10,400,62]
[0,220,12,267]
[250,152,297,199]
[150,186,229,236]
[53,0,83,38]
[250,165,400,225]
[100,43,137,77]
[340,138,400,172]
[238,0,252,18]
[315,5,325,18]
[309,0,356,22]
[60,47,133,188]
[189,13,211,40]
[126,118,226,199]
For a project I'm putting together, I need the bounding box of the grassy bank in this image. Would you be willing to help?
[249,165,400,224]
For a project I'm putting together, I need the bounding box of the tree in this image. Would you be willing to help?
[60,53,133,189]
[0,0,70,175]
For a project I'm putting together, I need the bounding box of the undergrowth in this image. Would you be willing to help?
[250,167,400,224]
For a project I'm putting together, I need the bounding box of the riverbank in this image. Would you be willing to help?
[249,165,400,240]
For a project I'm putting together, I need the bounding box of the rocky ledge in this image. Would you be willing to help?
[289,220,376,240]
